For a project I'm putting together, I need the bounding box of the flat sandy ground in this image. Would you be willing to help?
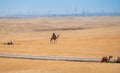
[0,16,120,73]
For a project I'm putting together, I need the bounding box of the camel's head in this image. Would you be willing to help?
[109,56,113,59]
[57,35,60,37]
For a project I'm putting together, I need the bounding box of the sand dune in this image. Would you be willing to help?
[0,16,120,73]
[0,16,120,33]
[0,58,120,73]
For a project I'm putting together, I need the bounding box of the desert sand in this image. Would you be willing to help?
[0,16,120,73]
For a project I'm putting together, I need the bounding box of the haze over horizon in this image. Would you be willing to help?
[0,0,120,17]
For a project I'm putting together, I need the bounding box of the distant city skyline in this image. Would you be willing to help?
[0,0,120,17]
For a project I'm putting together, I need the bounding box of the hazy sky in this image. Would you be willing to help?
[0,0,120,16]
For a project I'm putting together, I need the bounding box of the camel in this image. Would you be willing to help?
[50,33,60,43]
[116,57,120,63]
[3,41,13,45]
[101,56,113,62]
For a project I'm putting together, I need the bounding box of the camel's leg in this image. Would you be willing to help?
[50,39,57,44]
[50,39,54,43]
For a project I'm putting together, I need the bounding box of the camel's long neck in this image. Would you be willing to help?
[56,35,59,39]
[108,57,111,61]
[108,56,112,62]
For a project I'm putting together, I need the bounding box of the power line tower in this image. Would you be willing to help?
[82,9,85,17]
[74,8,77,16]
[99,10,104,16]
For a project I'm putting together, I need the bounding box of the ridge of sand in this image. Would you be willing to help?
[0,16,120,73]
